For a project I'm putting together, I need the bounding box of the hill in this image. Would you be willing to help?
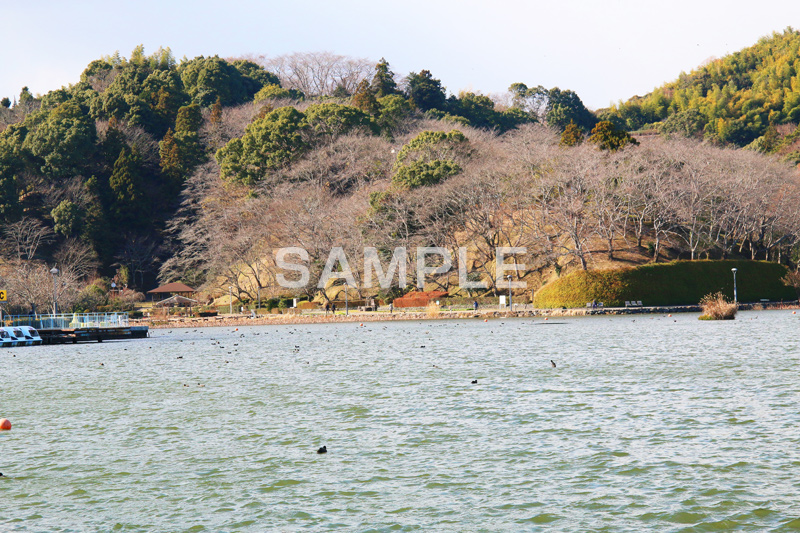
[1,45,800,315]
[603,27,800,161]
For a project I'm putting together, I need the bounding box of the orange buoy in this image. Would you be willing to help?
[544,317,549,321]
[668,314,672,317]
[0,419,11,430]
[484,319,488,322]
[360,323,364,327]
[793,311,797,315]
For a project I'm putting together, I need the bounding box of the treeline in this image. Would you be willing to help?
[163,117,800,305]
[603,27,800,162]
[0,46,607,296]
[1,41,800,313]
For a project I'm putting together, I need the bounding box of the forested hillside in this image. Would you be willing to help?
[1,42,799,314]
[603,27,800,163]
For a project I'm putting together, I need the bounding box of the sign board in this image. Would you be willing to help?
[0,290,6,301]
[499,295,506,308]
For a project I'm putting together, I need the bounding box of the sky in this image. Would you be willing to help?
[2,0,798,110]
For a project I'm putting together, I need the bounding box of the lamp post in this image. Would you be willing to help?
[345,282,349,316]
[507,275,512,311]
[731,268,738,304]
[50,267,59,315]
[229,286,233,315]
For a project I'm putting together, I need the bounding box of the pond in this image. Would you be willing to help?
[2,310,800,531]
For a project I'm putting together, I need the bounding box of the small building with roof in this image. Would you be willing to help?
[146,282,196,302]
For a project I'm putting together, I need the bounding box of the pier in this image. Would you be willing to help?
[3,313,149,344]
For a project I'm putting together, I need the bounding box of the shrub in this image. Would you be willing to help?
[533,260,794,308]
[699,292,737,320]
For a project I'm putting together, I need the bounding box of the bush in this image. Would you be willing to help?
[699,292,737,320]
[533,260,794,308]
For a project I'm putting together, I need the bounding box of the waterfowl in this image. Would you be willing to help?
[317,446,327,454]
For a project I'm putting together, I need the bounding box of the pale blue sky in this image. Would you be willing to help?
[2,0,798,110]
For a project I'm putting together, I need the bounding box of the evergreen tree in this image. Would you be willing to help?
[351,80,380,116]
[109,147,147,226]
[560,121,584,146]
[371,58,399,97]
[405,70,447,112]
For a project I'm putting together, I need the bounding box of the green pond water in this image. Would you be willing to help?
[2,310,800,531]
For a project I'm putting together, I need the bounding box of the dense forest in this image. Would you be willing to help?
[1,34,799,313]
[602,27,800,163]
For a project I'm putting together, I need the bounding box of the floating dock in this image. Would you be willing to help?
[4,313,148,345]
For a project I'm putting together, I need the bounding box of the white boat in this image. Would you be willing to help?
[19,326,43,346]
[0,328,14,348]
[1,327,25,347]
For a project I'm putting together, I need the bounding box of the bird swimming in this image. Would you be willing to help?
[471,379,478,384]
[551,360,557,368]
[317,446,327,454]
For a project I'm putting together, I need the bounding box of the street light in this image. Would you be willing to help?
[345,281,349,316]
[507,274,512,311]
[50,267,59,315]
[229,286,233,315]
[731,268,738,304]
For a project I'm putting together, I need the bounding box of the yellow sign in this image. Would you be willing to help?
[0,290,5,301]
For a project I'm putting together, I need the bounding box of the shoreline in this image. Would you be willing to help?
[140,302,797,329]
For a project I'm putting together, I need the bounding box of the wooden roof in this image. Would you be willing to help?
[147,282,196,294]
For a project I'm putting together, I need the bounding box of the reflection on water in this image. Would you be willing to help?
[2,310,800,531]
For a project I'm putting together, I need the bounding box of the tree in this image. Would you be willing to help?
[216,106,309,185]
[533,146,598,270]
[371,58,399,97]
[109,147,147,226]
[175,102,202,132]
[588,121,639,151]
[23,99,97,178]
[351,80,380,116]
[560,121,584,146]
[304,103,374,141]
[392,130,469,189]
[180,56,259,107]
[259,52,372,97]
[2,217,54,261]
[545,88,596,131]
[405,70,447,112]
[658,109,705,138]
[377,94,412,133]
[254,84,303,102]
[209,97,223,125]
[51,200,84,237]
[231,59,280,88]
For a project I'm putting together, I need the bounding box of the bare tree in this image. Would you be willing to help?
[257,52,373,97]
[534,145,598,270]
[2,217,54,261]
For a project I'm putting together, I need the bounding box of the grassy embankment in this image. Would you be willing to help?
[533,260,794,308]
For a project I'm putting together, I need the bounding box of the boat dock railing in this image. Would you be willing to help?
[3,312,130,330]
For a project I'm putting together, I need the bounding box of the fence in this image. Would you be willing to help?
[3,313,130,329]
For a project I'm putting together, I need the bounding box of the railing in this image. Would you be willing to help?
[3,313,130,329]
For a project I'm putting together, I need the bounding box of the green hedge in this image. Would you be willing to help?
[533,260,794,308]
